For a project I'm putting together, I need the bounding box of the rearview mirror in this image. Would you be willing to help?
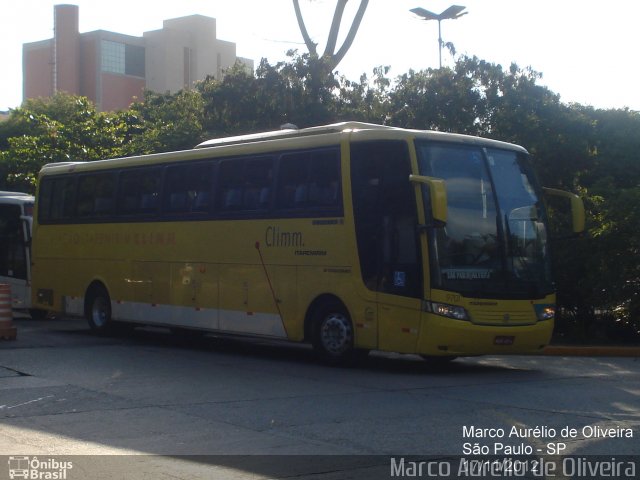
[543,187,585,234]
[410,174,448,226]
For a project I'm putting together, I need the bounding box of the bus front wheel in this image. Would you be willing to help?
[311,301,355,364]
[86,285,112,333]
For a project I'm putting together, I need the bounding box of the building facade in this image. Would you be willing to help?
[23,4,253,111]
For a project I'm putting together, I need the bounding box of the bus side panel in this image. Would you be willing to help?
[271,266,299,340]
[32,255,131,314]
[218,264,287,338]
[132,261,170,306]
[376,296,422,354]
[31,257,67,312]
[169,262,220,329]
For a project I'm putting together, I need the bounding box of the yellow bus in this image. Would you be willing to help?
[31,122,584,362]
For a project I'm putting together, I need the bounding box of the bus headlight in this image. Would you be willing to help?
[427,301,470,321]
[534,304,555,321]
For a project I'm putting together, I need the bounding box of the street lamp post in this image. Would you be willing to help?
[410,5,467,68]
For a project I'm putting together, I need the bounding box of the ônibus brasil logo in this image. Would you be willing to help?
[8,456,73,479]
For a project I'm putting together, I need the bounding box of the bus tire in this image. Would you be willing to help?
[85,285,113,334]
[311,300,355,365]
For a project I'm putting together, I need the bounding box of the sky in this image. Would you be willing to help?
[1,0,639,112]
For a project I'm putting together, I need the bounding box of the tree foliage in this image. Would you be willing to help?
[0,95,138,191]
[0,53,637,340]
[126,89,205,154]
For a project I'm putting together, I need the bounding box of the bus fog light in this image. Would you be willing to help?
[428,302,469,321]
[535,304,555,321]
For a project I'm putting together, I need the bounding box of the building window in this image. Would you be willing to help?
[101,40,145,77]
[125,44,145,77]
[183,47,192,88]
[101,40,125,74]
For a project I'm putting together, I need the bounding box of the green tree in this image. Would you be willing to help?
[387,64,483,133]
[570,108,640,337]
[1,55,637,342]
[0,94,137,192]
[335,66,391,124]
[126,88,205,154]
[198,54,339,135]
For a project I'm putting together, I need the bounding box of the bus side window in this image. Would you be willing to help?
[0,204,27,279]
[276,149,341,212]
[117,168,161,216]
[243,158,274,211]
[217,161,244,212]
[309,150,341,207]
[217,157,274,213]
[37,179,54,222]
[277,153,308,210]
[49,177,77,221]
[77,173,116,218]
[163,163,214,214]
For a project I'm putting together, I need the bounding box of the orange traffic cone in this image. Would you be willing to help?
[0,283,17,340]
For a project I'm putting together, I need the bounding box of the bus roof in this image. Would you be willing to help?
[194,122,394,149]
[39,122,527,176]
[0,193,34,205]
[194,122,526,153]
[0,191,32,197]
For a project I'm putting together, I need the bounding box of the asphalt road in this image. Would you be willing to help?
[1,315,638,479]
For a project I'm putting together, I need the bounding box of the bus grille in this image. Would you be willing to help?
[470,309,535,326]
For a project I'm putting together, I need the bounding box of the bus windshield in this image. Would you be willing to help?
[416,142,553,299]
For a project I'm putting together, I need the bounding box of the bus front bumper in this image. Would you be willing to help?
[417,314,554,356]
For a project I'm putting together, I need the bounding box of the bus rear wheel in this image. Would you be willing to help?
[86,285,112,334]
[311,301,355,364]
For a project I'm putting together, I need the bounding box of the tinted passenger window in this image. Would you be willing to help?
[117,168,161,215]
[0,204,27,279]
[39,177,76,221]
[164,163,213,214]
[37,180,53,222]
[77,173,116,217]
[276,149,341,211]
[217,157,274,212]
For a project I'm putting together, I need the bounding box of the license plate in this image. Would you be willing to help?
[494,336,515,345]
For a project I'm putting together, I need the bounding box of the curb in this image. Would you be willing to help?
[543,345,640,357]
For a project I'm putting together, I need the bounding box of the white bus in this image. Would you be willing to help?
[0,192,38,315]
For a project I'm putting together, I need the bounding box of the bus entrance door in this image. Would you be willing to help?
[350,140,424,354]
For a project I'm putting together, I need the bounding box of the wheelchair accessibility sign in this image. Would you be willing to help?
[8,457,72,479]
